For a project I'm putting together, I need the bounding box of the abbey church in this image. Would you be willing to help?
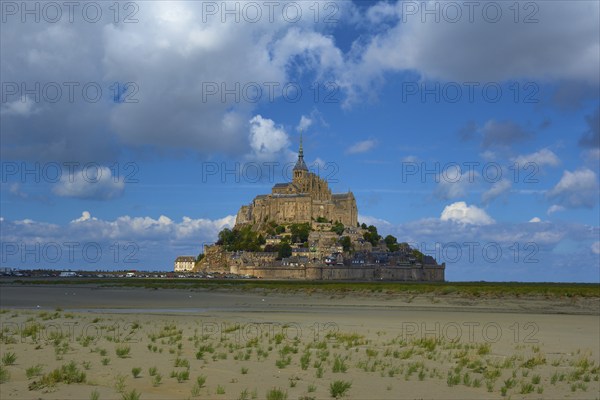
[235,136,358,228]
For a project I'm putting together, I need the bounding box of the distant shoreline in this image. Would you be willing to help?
[1,281,598,316]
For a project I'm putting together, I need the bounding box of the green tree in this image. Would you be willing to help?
[278,243,292,259]
[196,253,205,263]
[363,225,381,246]
[412,249,424,262]
[290,223,311,243]
[331,222,345,236]
[384,235,400,252]
[340,236,352,252]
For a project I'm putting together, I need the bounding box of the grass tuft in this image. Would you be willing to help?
[329,380,352,398]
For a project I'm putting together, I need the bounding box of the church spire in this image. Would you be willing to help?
[294,131,308,172]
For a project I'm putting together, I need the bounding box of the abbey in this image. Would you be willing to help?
[235,136,358,228]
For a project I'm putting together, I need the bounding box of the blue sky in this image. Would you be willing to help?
[1,1,598,281]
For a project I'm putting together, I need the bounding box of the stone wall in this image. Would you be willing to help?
[239,263,445,282]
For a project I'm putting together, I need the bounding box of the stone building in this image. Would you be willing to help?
[174,256,196,272]
[236,136,358,228]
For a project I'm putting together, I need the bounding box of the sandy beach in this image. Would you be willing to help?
[0,285,598,399]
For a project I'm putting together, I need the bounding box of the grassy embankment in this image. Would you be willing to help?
[2,278,599,298]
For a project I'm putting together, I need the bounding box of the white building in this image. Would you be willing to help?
[174,256,196,272]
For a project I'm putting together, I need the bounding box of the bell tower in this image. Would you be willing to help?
[293,133,308,185]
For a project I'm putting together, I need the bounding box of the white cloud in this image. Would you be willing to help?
[71,211,97,223]
[529,217,542,223]
[479,150,497,161]
[297,116,313,132]
[358,214,392,228]
[53,166,125,200]
[1,213,236,268]
[435,165,478,200]
[512,148,561,168]
[248,115,291,161]
[341,0,599,104]
[440,202,495,226]
[592,241,600,255]
[547,168,599,208]
[547,205,565,215]
[0,98,39,117]
[346,139,377,155]
[8,183,28,199]
[1,1,348,162]
[401,155,419,163]
[482,179,511,205]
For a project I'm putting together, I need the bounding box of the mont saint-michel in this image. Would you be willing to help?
[185,137,445,281]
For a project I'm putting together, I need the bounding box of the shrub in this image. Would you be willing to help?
[26,364,44,379]
[176,370,190,382]
[116,345,131,358]
[29,361,86,390]
[329,380,351,398]
[0,366,9,384]
[266,387,287,400]
[131,367,142,378]
[2,352,16,366]
[332,356,347,373]
[121,389,141,400]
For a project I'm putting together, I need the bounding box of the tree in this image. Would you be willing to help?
[361,223,367,229]
[216,226,264,252]
[275,225,285,234]
[278,243,292,259]
[196,253,205,262]
[363,225,381,246]
[412,249,424,262]
[340,236,352,252]
[290,223,311,243]
[384,235,400,252]
[331,222,345,236]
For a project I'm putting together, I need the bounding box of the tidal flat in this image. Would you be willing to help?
[0,284,598,399]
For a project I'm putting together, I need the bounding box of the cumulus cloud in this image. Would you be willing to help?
[529,217,542,223]
[1,213,236,269]
[512,148,561,168]
[71,211,97,223]
[0,1,348,163]
[547,168,599,208]
[346,139,377,154]
[339,0,599,103]
[592,241,600,255]
[440,201,495,225]
[248,115,291,161]
[53,166,125,200]
[482,179,511,205]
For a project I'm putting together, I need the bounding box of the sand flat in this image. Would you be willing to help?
[0,285,598,399]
